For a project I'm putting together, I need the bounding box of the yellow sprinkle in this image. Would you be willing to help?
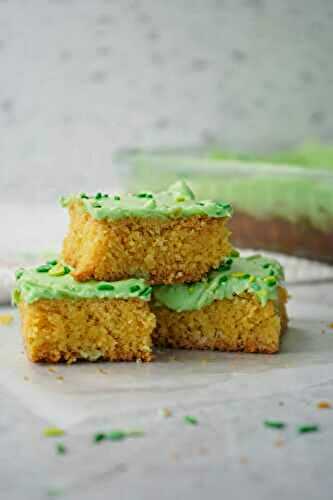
[328,323,333,329]
[56,375,64,382]
[98,368,108,375]
[43,427,65,438]
[0,314,13,326]
[48,367,57,373]
[248,275,255,283]
[231,272,244,278]
[48,263,67,277]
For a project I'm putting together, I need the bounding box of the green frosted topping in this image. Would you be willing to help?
[13,264,152,305]
[60,180,233,221]
[153,256,284,312]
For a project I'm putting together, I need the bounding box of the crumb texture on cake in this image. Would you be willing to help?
[19,298,155,363]
[153,287,288,354]
[62,201,231,284]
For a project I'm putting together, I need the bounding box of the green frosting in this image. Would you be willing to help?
[60,180,232,221]
[153,255,284,312]
[119,144,333,231]
[13,262,152,305]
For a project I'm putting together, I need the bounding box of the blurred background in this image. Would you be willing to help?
[1,0,333,260]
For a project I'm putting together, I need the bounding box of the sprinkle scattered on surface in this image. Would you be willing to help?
[274,438,285,447]
[23,376,30,381]
[328,323,333,329]
[184,415,198,425]
[56,443,67,455]
[0,313,13,326]
[48,367,57,373]
[317,401,331,409]
[56,375,64,382]
[160,408,172,417]
[264,420,286,429]
[43,427,65,438]
[94,429,144,443]
[297,424,319,434]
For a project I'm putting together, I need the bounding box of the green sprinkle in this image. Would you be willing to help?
[297,424,319,434]
[15,269,24,280]
[266,278,277,287]
[264,420,286,429]
[36,264,52,273]
[230,249,240,257]
[251,283,261,291]
[114,195,121,201]
[262,263,270,269]
[43,427,65,438]
[108,430,127,441]
[225,258,233,265]
[95,192,103,199]
[56,442,67,455]
[184,415,198,425]
[175,196,186,202]
[136,192,153,199]
[97,283,115,291]
[47,259,58,266]
[242,274,251,279]
[130,285,141,293]
[219,275,228,284]
[93,432,107,443]
[139,287,151,297]
[80,193,89,199]
[269,269,275,276]
[92,202,102,208]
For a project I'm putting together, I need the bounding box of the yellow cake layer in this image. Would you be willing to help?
[153,287,288,354]
[19,298,155,363]
[62,201,232,284]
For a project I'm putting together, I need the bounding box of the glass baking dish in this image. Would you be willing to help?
[114,145,333,265]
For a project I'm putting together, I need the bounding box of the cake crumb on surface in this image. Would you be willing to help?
[317,401,331,409]
[160,408,172,417]
[0,313,13,326]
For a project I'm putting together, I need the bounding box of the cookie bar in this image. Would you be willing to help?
[61,180,232,285]
[152,255,288,354]
[14,262,155,363]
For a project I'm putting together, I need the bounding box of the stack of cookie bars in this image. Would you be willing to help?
[14,181,288,363]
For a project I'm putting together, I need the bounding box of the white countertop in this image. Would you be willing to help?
[1,281,333,500]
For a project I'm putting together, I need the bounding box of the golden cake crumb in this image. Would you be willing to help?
[153,287,288,354]
[62,201,232,284]
[317,401,331,409]
[19,297,155,363]
[0,313,13,326]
